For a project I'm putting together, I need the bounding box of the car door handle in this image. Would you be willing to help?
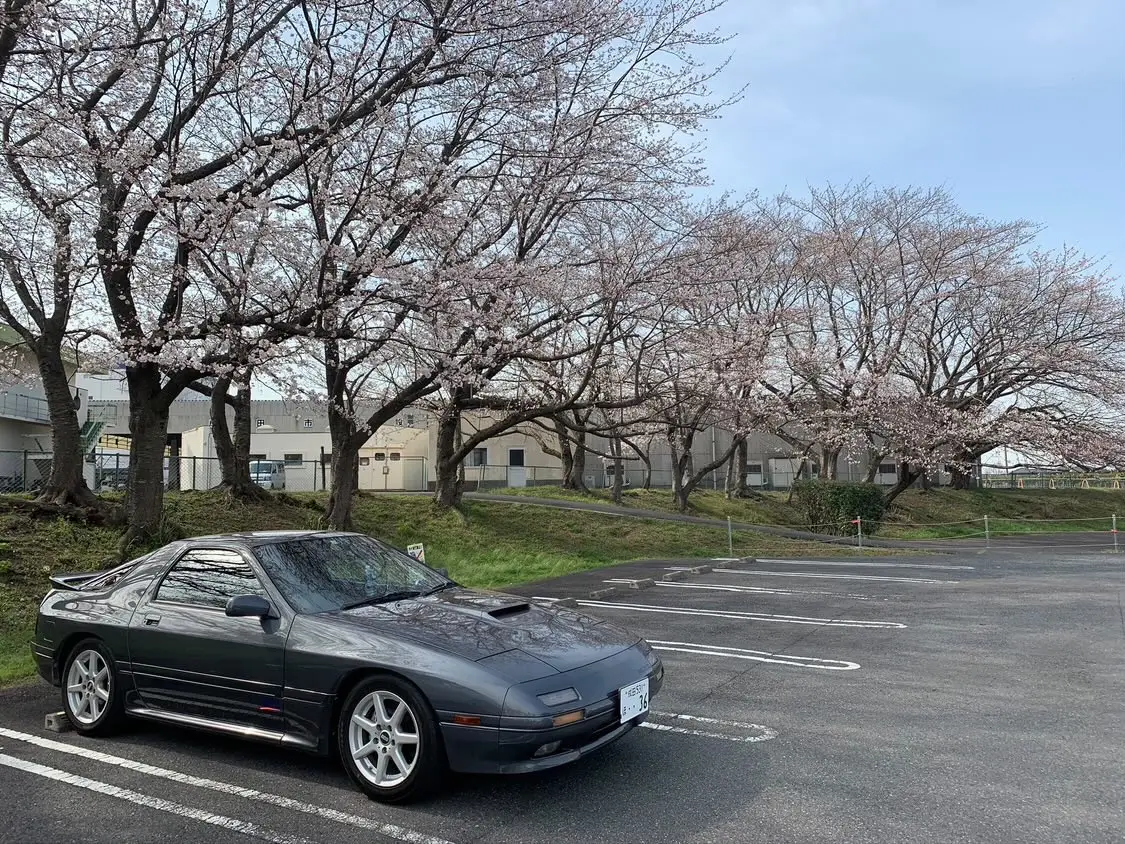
[143,614,161,626]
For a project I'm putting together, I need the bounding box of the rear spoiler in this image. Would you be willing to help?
[49,572,101,591]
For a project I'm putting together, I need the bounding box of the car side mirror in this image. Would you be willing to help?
[225,594,276,619]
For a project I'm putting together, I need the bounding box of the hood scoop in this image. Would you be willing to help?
[487,601,531,619]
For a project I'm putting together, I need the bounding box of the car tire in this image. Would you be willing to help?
[337,674,445,804]
[61,638,126,736]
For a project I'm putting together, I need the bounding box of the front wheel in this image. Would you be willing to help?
[61,639,125,736]
[337,675,444,803]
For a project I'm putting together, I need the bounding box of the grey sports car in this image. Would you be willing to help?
[32,530,663,802]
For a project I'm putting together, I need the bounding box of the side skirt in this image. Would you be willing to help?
[125,706,318,752]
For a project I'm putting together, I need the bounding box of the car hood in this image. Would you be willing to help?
[323,588,639,673]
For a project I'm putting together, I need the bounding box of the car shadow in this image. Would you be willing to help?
[109,718,771,839]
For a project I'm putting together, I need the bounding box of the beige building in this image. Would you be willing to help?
[178,424,429,492]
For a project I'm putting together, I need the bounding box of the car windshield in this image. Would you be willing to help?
[253,534,447,614]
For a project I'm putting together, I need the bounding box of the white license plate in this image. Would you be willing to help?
[619,678,650,723]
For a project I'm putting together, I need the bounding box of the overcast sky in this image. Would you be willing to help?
[695,0,1124,275]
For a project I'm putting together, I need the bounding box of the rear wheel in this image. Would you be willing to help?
[61,639,125,736]
[337,675,444,803]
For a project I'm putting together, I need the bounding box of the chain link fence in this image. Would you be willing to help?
[0,449,974,496]
[0,450,437,494]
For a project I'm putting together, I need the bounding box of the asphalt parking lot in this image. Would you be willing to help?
[1,547,1123,844]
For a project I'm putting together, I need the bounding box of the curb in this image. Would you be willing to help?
[588,586,620,600]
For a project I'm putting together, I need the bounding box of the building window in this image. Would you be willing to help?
[469,447,487,467]
[248,453,267,461]
[878,463,897,475]
[405,413,415,426]
[255,419,265,428]
[320,452,332,465]
[747,463,763,474]
[303,418,313,429]
[374,451,386,461]
[389,452,401,461]
[508,448,525,467]
[283,453,303,466]
[360,457,370,467]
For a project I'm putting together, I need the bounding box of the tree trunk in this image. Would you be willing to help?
[210,375,261,498]
[325,401,361,530]
[920,469,932,491]
[433,404,465,510]
[34,345,100,509]
[634,439,653,490]
[552,416,577,490]
[569,429,588,491]
[667,428,692,511]
[884,461,922,505]
[725,436,749,499]
[822,446,840,481]
[120,363,172,553]
[610,437,624,506]
[949,453,976,490]
[863,456,882,484]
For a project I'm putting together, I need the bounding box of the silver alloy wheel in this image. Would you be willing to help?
[66,649,110,726]
[348,690,421,788]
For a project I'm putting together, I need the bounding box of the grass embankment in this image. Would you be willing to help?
[488,486,1125,540]
[0,490,874,686]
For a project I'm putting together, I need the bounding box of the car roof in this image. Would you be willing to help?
[184,530,361,548]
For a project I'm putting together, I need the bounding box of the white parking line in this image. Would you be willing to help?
[642,712,777,743]
[606,579,877,600]
[0,727,459,844]
[577,599,906,628]
[714,568,958,584]
[0,753,313,844]
[755,558,975,571]
[650,640,860,670]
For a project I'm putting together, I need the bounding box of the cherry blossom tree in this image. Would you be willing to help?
[10,0,720,542]
[890,242,1125,494]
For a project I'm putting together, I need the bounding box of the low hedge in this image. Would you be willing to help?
[791,480,885,536]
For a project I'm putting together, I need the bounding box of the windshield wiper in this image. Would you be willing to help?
[341,590,421,611]
[423,581,457,597]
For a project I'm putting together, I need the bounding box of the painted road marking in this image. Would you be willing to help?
[577,599,906,628]
[649,640,860,670]
[0,753,312,844]
[0,727,459,844]
[714,568,958,584]
[755,558,975,571]
[606,579,877,600]
[642,711,777,743]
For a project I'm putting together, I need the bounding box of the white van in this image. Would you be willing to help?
[248,459,286,490]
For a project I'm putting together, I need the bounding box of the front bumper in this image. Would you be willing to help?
[441,661,663,774]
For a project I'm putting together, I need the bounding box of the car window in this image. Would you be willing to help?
[155,549,265,610]
[254,535,446,614]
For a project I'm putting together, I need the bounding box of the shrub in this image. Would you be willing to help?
[791,480,885,536]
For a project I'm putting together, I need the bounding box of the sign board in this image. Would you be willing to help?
[406,543,425,564]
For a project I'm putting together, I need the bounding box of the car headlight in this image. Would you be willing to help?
[537,688,580,707]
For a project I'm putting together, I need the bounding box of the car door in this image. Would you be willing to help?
[127,546,288,734]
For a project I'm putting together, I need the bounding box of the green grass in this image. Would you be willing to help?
[0,489,879,687]
[489,485,1125,540]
